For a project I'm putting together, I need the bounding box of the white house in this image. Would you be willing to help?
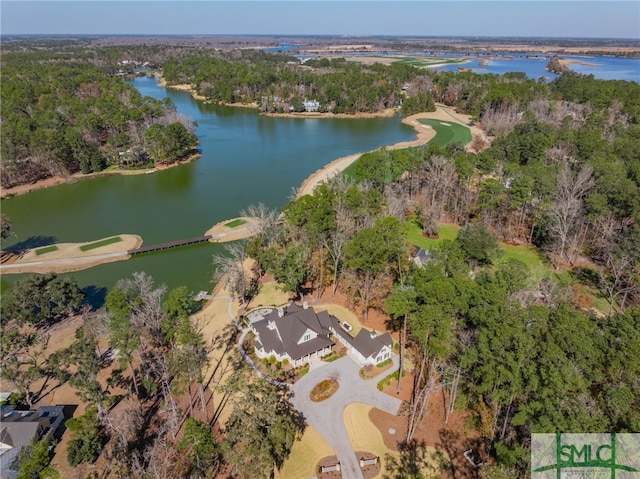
[303,99,320,112]
[250,303,394,367]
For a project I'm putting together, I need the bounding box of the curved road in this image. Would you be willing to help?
[290,356,401,479]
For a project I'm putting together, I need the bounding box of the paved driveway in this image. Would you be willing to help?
[290,356,402,479]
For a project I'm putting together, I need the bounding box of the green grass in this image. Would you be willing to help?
[224,218,247,228]
[344,118,471,182]
[406,219,546,267]
[417,118,472,148]
[499,243,546,268]
[341,159,359,179]
[35,245,58,256]
[404,220,459,250]
[79,236,122,252]
[393,56,463,67]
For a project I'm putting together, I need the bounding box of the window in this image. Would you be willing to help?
[303,333,311,342]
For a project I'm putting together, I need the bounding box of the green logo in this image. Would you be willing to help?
[532,433,640,478]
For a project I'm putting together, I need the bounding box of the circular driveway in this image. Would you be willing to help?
[290,355,401,479]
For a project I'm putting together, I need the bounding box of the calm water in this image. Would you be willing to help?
[1,76,415,301]
[293,48,639,82]
[434,54,639,83]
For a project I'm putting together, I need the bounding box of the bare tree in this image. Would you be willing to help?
[600,249,639,315]
[546,163,594,267]
[240,202,279,240]
[420,155,456,221]
[212,241,257,306]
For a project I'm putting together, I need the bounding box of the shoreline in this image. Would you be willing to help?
[1,153,200,199]
[0,234,142,275]
[158,75,409,120]
[296,104,484,198]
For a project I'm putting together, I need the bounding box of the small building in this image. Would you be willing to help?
[250,303,394,367]
[411,246,431,267]
[303,99,320,112]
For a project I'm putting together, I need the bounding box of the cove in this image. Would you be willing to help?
[1,76,415,301]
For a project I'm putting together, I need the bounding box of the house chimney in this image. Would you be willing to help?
[303,301,308,309]
[370,329,377,339]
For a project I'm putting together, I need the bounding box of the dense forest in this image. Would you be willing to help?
[0,51,197,189]
[1,40,639,478]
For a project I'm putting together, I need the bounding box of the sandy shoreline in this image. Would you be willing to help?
[1,234,142,275]
[296,104,483,198]
[557,58,599,68]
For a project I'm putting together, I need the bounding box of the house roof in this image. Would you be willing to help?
[253,304,334,361]
[0,405,65,449]
[252,303,394,362]
[351,329,393,360]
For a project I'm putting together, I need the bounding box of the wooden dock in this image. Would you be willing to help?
[128,235,212,255]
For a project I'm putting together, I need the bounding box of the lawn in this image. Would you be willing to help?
[393,56,463,68]
[344,403,396,479]
[246,281,290,311]
[404,220,459,250]
[344,403,448,478]
[35,245,59,256]
[314,303,364,335]
[341,158,360,179]
[499,242,546,268]
[224,218,247,228]
[417,118,472,148]
[275,426,334,479]
[406,219,546,268]
[344,119,470,181]
[79,236,122,252]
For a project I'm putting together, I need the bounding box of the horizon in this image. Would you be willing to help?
[2,33,639,41]
[2,1,639,39]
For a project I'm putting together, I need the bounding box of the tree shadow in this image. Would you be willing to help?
[438,429,485,479]
[83,285,109,309]
[4,235,57,253]
[383,439,448,479]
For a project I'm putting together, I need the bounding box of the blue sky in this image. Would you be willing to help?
[2,1,639,38]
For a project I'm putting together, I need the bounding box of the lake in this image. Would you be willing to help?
[434,53,640,82]
[1,76,415,302]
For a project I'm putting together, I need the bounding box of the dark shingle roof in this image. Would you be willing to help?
[351,330,393,360]
[252,302,393,363]
[252,303,334,361]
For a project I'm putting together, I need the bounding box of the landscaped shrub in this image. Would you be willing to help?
[377,369,404,391]
[376,358,392,368]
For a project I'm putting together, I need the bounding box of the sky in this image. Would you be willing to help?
[1,1,639,38]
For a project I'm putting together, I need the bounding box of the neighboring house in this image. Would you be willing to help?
[250,303,394,367]
[303,99,320,112]
[0,405,65,479]
[411,246,431,267]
